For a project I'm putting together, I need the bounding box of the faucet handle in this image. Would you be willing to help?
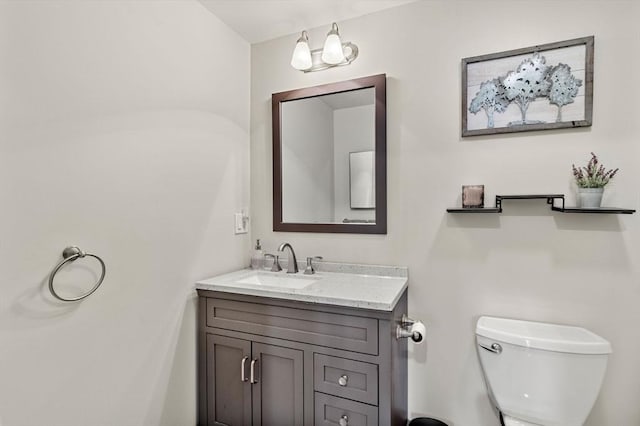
[304,256,323,275]
[264,254,282,272]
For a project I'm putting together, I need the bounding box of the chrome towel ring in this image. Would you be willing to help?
[48,246,106,302]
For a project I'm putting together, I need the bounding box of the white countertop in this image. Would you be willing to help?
[196,265,408,311]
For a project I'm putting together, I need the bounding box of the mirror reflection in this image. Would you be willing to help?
[281,88,375,224]
[349,151,375,211]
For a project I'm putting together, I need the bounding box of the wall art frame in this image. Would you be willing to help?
[462,36,594,137]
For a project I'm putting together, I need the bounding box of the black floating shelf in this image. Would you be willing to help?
[552,206,636,214]
[447,194,636,215]
[446,207,501,213]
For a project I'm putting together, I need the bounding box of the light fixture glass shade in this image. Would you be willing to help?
[321,23,345,65]
[290,31,312,70]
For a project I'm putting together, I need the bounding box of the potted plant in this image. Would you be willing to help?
[571,152,619,208]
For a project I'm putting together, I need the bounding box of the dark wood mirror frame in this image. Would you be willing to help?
[272,74,387,234]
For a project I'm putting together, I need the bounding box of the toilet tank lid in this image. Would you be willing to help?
[476,316,612,354]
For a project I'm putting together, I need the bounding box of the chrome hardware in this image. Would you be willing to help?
[396,326,422,342]
[339,415,348,426]
[250,359,258,384]
[48,245,106,302]
[304,256,323,275]
[278,242,298,273]
[396,314,424,343]
[400,314,415,326]
[264,253,282,272]
[241,356,249,382]
[338,375,348,387]
[479,342,503,354]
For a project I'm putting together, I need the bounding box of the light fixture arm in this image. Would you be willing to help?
[327,22,340,38]
[296,30,309,44]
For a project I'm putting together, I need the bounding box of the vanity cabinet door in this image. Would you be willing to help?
[251,342,304,426]
[206,334,252,426]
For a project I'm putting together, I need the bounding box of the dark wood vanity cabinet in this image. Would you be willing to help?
[197,289,408,426]
[205,335,252,425]
[206,334,304,426]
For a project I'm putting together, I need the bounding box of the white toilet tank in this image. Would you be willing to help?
[476,316,612,426]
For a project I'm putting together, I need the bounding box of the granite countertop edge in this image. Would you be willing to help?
[195,263,409,312]
[196,283,407,311]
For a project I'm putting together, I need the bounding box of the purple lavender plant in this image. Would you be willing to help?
[572,152,619,188]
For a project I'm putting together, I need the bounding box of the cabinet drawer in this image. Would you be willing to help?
[206,298,379,355]
[315,392,378,426]
[314,354,378,405]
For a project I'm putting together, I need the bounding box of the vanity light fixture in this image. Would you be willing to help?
[290,22,359,73]
[290,31,312,70]
[321,23,345,64]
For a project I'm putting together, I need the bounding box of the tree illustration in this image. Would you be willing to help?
[501,53,551,125]
[548,63,582,122]
[469,78,510,128]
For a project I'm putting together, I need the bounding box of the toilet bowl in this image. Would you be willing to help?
[476,316,611,426]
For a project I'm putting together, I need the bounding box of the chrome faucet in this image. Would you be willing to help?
[304,256,323,275]
[277,242,298,273]
[264,253,282,272]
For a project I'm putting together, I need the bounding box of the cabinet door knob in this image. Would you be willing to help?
[338,374,348,387]
[240,356,249,382]
[339,415,348,426]
[250,359,258,384]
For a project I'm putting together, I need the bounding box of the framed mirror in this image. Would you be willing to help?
[272,74,386,234]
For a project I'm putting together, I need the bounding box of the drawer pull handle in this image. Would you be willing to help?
[250,359,258,384]
[338,375,348,387]
[240,356,249,382]
[339,415,348,426]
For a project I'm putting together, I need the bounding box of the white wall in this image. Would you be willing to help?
[0,2,249,425]
[333,105,375,222]
[250,1,640,425]
[281,98,334,222]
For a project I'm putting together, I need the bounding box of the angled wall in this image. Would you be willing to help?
[0,1,250,424]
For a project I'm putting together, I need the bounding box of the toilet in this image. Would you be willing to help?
[475,316,612,426]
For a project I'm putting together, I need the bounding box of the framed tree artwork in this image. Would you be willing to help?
[462,36,594,137]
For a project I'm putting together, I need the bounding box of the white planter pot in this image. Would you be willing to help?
[577,187,604,208]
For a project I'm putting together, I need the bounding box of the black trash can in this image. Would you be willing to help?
[408,418,448,426]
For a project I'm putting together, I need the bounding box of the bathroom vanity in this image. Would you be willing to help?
[196,264,408,426]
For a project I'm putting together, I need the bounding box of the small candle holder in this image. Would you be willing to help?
[462,185,485,208]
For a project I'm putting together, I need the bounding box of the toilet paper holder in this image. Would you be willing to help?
[396,314,425,343]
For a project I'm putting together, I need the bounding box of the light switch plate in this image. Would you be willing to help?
[235,212,248,234]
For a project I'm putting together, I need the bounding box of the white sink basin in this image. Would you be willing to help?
[233,270,318,289]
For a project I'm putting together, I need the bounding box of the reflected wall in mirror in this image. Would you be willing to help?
[350,151,375,210]
[272,74,386,233]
